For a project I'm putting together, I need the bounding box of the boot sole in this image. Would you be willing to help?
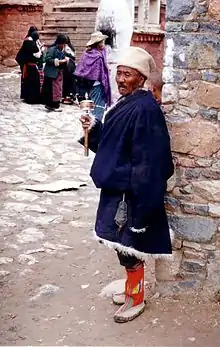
[113,305,145,323]
[113,298,147,306]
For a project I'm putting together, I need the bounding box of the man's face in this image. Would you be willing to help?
[116,66,145,96]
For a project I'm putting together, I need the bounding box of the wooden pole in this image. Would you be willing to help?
[84,127,89,157]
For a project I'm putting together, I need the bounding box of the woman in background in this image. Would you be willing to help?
[16,26,44,102]
[41,34,69,112]
[16,30,42,104]
[74,31,112,120]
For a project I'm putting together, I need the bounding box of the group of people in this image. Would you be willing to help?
[16,27,112,117]
[16,26,76,111]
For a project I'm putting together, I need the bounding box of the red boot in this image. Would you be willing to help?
[113,263,145,323]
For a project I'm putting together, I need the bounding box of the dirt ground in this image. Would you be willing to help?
[0,69,220,346]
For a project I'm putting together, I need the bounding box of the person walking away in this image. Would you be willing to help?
[74,31,112,120]
[79,47,174,323]
[62,36,76,104]
[41,34,69,112]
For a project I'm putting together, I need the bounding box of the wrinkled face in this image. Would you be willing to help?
[116,66,145,96]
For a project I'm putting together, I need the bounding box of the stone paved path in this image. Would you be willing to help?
[0,70,219,346]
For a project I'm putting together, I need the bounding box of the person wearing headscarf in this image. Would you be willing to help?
[62,35,76,104]
[79,47,174,323]
[41,34,69,111]
[74,31,112,120]
[15,30,42,104]
[16,26,45,101]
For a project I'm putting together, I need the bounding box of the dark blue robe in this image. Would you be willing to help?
[80,90,174,259]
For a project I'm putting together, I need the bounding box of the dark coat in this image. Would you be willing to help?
[43,46,65,79]
[80,90,174,258]
[16,39,39,69]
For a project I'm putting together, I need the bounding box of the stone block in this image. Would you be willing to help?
[169,119,220,157]
[181,260,206,276]
[165,22,183,32]
[182,22,199,32]
[175,104,198,117]
[208,204,220,217]
[199,107,218,121]
[202,244,216,251]
[192,180,220,203]
[183,240,202,251]
[166,0,194,21]
[163,67,186,83]
[166,33,220,70]
[202,169,220,180]
[209,0,220,20]
[164,196,179,211]
[168,214,217,242]
[206,251,220,286]
[177,156,195,168]
[200,22,220,34]
[162,84,178,103]
[184,168,201,179]
[195,158,213,167]
[182,260,206,272]
[202,71,218,82]
[167,171,177,192]
[183,249,205,260]
[180,202,208,216]
[155,250,182,281]
[196,81,220,108]
[195,5,208,14]
[173,238,182,250]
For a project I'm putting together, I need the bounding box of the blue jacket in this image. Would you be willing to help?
[43,46,65,79]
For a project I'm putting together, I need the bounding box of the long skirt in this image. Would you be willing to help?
[41,71,63,109]
[89,84,106,121]
[21,64,41,104]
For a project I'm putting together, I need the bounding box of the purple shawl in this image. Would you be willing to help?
[75,48,112,106]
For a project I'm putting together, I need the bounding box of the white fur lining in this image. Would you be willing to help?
[130,227,146,233]
[92,229,174,262]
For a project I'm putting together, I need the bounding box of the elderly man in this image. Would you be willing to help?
[80,47,174,323]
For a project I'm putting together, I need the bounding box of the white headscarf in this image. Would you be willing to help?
[117,46,156,80]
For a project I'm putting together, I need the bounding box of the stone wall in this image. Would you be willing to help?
[159,0,220,294]
[0,1,43,64]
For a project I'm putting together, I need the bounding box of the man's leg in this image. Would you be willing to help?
[113,252,145,323]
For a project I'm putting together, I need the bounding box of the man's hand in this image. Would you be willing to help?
[80,114,92,130]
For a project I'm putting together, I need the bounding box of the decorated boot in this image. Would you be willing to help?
[113,263,145,323]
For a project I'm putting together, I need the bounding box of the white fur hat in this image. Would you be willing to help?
[117,46,156,79]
